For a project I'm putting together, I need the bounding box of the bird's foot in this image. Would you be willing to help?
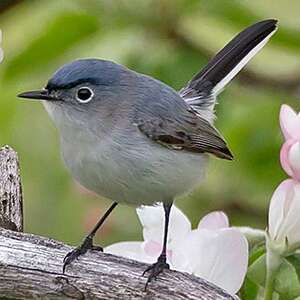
[142,254,169,290]
[63,235,102,273]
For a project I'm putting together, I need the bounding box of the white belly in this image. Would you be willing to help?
[61,129,208,206]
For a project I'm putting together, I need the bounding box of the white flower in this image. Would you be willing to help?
[105,204,248,295]
[268,179,300,252]
[105,204,191,265]
[0,30,3,63]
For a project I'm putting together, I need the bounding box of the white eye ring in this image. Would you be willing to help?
[76,87,94,103]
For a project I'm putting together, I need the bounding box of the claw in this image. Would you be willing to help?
[62,236,103,273]
[142,255,169,291]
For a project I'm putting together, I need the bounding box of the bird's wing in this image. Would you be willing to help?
[136,107,233,160]
[180,19,277,115]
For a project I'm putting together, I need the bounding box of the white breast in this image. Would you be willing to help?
[44,101,208,206]
[61,127,207,206]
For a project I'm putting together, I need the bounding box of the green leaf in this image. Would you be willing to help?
[276,260,300,300]
[239,277,260,300]
[3,11,99,81]
[249,244,266,266]
[201,0,300,52]
[247,254,266,287]
[248,254,300,299]
[286,254,300,283]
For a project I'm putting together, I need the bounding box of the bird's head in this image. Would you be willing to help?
[18,59,135,129]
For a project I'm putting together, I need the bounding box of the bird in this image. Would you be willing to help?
[18,19,277,288]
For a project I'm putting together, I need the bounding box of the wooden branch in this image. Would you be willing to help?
[0,145,23,232]
[0,229,235,299]
[0,145,235,299]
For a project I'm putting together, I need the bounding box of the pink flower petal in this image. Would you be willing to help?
[143,240,173,264]
[201,228,248,295]
[136,204,191,245]
[104,241,154,263]
[143,240,162,257]
[276,182,300,246]
[288,142,300,180]
[172,228,248,295]
[172,229,214,275]
[280,140,295,177]
[198,211,229,230]
[280,105,300,140]
[280,140,300,180]
[268,179,296,241]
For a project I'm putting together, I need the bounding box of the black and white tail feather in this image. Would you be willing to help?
[180,19,278,121]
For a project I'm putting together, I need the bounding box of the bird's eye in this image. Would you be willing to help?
[76,87,94,103]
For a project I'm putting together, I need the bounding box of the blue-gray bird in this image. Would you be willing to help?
[18,19,277,287]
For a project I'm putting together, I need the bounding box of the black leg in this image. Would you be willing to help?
[143,202,172,290]
[63,202,118,273]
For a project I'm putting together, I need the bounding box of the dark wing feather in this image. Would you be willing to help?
[180,19,277,114]
[136,109,233,160]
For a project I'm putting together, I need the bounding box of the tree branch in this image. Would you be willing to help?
[0,145,23,232]
[0,229,235,299]
[0,145,235,299]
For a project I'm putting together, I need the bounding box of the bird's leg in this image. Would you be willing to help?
[63,202,118,273]
[143,202,172,290]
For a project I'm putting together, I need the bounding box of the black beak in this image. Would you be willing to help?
[18,90,56,101]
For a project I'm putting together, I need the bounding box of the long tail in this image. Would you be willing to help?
[180,19,278,117]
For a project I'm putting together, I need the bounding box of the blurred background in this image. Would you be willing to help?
[0,0,299,247]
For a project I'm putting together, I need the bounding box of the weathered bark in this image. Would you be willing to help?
[0,145,23,232]
[0,145,235,299]
[0,229,235,300]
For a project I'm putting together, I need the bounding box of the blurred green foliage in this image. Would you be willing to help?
[0,0,299,253]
